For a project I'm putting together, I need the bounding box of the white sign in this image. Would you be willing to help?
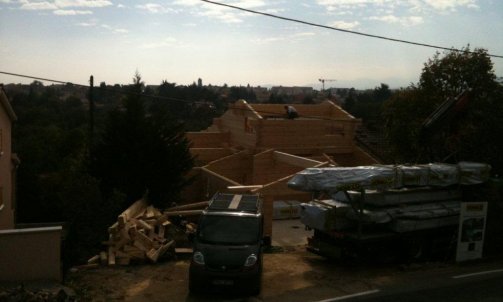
[456,202,488,262]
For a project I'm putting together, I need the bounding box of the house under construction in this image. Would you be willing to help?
[181,100,379,239]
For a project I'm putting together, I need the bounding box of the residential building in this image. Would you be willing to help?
[0,86,62,282]
[0,86,18,230]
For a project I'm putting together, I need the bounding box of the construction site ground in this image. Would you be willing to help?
[61,219,482,302]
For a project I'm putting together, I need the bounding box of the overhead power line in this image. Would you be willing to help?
[200,0,503,59]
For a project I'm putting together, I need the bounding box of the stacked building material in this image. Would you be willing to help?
[288,162,491,192]
[293,162,491,234]
[87,199,205,267]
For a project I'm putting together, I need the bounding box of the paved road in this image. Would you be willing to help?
[318,267,503,302]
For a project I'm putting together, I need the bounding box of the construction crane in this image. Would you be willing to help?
[318,78,336,91]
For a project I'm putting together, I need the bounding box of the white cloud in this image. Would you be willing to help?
[17,0,112,13]
[76,21,96,26]
[316,0,480,20]
[173,0,199,6]
[75,20,127,34]
[54,9,92,15]
[317,0,479,13]
[423,0,478,12]
[20,1,58,10]
[101,23,128,34]
[54,0,113,8]
[174,0,274,24]
[369,14,423,26]
[252,32,316,45]
[136,3,175,14]
[328,20,360,30]
[293,32,316,37]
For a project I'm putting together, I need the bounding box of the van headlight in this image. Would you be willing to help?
[244,254,258,267]
[193,251,205,265]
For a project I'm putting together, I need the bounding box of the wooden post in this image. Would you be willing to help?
[262,196,274,244]
[88,75,94,147]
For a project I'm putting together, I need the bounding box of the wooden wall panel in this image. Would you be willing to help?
[352,146,381,165]
[252,150,274,184]
[185,132,230,148]
[204,151,254,185]
[190,148,234,166]
[220,112,257,148]
[179,168,205,203]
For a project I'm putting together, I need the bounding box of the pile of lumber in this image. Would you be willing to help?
[86,199,208,267]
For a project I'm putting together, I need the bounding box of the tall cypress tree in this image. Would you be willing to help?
[92,72,194,209]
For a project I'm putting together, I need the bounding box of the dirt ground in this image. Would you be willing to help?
[63,219,456,301]
[65,245,452,302]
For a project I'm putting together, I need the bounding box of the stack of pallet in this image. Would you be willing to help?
[86,199,208,267]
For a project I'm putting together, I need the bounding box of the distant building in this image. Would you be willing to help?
[248,86,268,102]
[271,86,314,96]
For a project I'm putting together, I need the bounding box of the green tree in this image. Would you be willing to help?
[383,46,503,171]
[419,46,496,102]
[382,88,431,162]
[343,84,391,130]
[92,73,194,209]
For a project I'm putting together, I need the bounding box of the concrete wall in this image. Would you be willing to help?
[0,226,62,282]
[0,94,14,230]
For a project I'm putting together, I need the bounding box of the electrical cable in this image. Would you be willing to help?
[199,0,503,59]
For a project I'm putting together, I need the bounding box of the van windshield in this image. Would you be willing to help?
[197,215,261,245]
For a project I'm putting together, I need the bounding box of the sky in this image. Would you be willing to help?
[1,0,502,90]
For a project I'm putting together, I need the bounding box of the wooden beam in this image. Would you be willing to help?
[322,153,338,166]
[167,201,209,211]
[227,185,264,192]
[147,240,175,263]
[87,255,100,264]
[163,210,204,216]
[200,167,242,186]
[273,151,324,168]
[108,247,116,266]
[118,198,148,227]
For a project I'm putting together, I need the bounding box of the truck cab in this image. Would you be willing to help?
[189,193,263,295]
